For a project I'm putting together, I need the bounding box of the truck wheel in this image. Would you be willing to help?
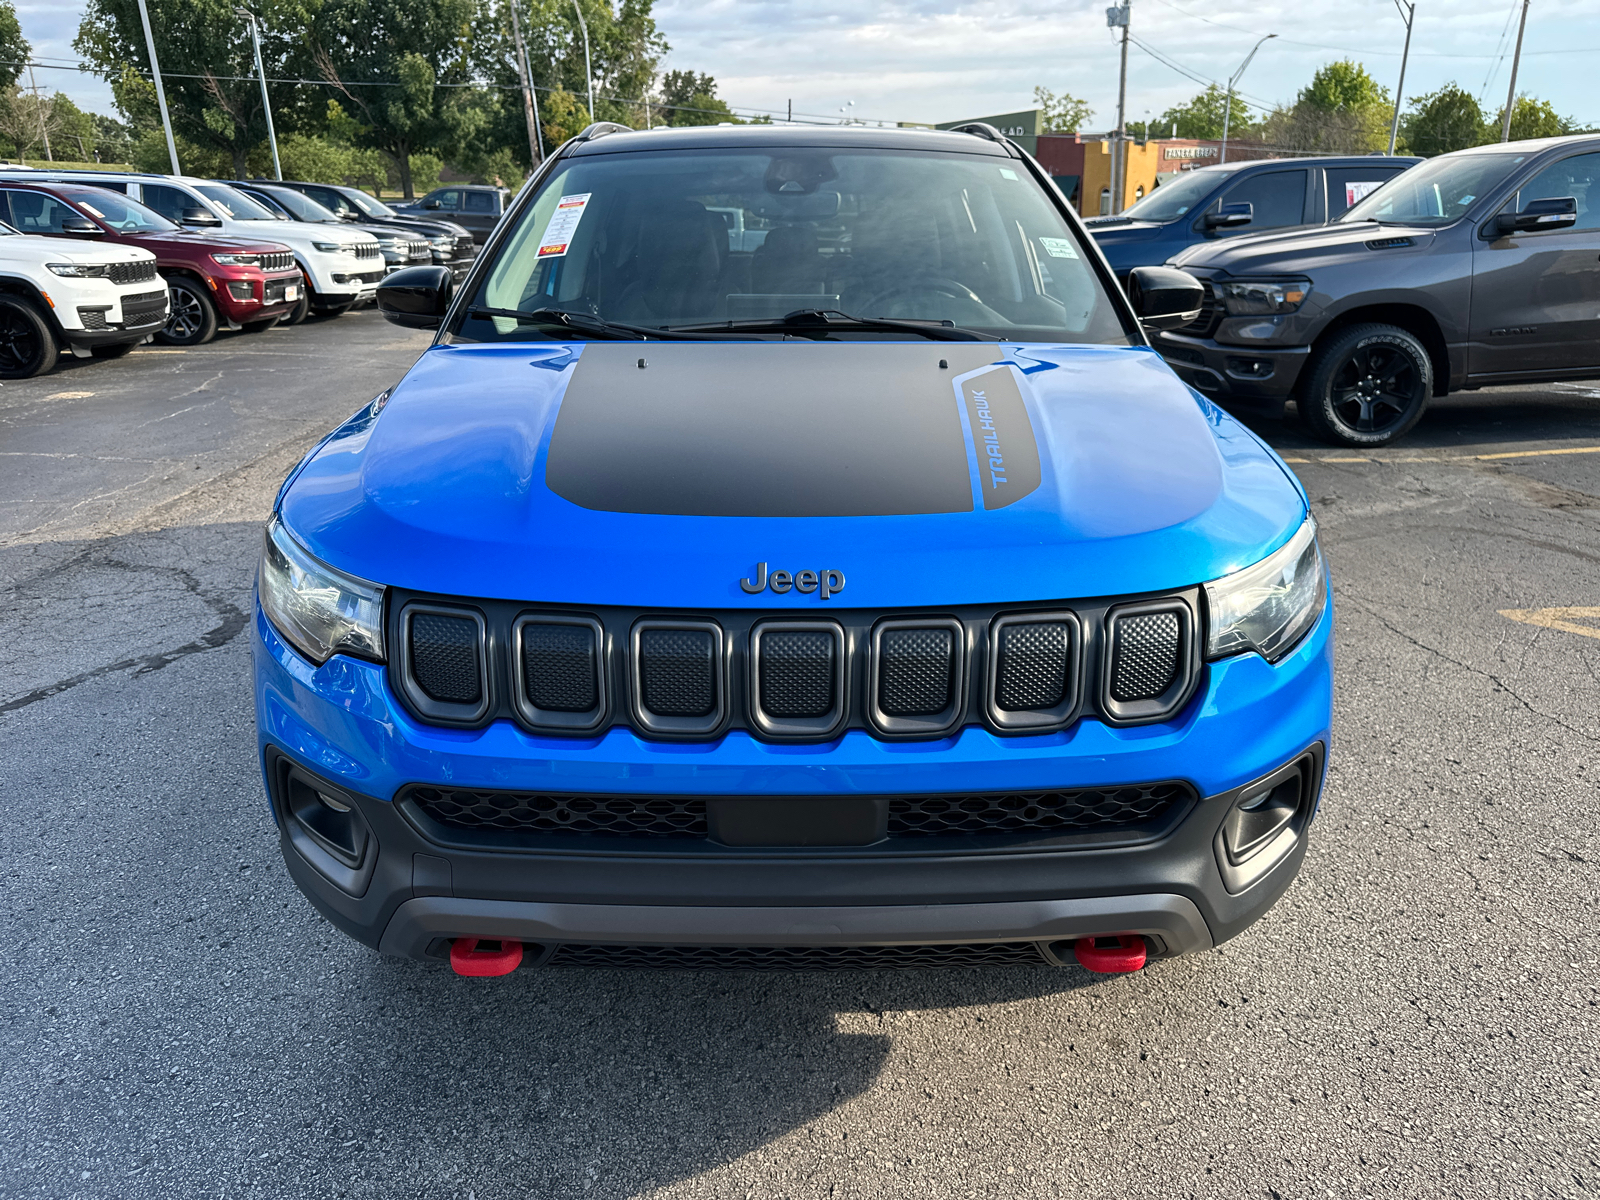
[1298,323,1432,447]
[0,294,58,378]
[156,278,218,346]
[282,290,310,326]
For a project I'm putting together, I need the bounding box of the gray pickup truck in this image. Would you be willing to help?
[1155,134,1600,446]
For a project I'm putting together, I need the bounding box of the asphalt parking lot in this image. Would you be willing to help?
[2,313,1597,1199]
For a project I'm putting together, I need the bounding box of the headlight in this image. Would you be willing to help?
[211,253,259,267]
[258,516,385,665]
[1218,278,1309,316]
[47,262,110,278]
[313,241,358,254]
[1204,515,1325,663]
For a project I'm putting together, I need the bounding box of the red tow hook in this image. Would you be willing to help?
[1073,934,1147,974]
[449,937,524,977]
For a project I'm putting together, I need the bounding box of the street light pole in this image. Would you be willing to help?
[1106,1,1130,213]
[570,0,593,121]
[134,0,181,174]
[238,10,281,180]
[1500,0,1530,142]
[1220,33,1274,165]
[1387,1,1415,155]
[26,65,51,161]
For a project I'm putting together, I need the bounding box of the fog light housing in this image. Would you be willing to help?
[1214,750,1319,893]
[1225,355,1275,379]
[227,280,254,301]
[271,755,377,896]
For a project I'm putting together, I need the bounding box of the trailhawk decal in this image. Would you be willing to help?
[959,366,1042,509]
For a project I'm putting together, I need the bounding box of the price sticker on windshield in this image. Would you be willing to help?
[1038,236,1079,260]
[537,193,592,258]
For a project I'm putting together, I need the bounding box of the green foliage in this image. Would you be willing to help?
[0,0,29,91]
[1400,84,1486,156]
[1136,84,1250,141]
[91,112,139,163]
[1258,60,1393,155]
[1032,86,1092,134]
[274,132,354,182]
[537,87,590,145]
[659,69,734,125]
[1298,60,1389,113]
[1498,95,1574,142]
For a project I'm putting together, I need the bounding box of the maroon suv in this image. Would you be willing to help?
[0,180,304,345]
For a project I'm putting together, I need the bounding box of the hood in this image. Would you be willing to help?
[0,235,152,263]
[1086,219,1168,243]
[139,231,298,255]
[1172,220,1435,274]
[279,341,1306,610]
[235,218,372,246]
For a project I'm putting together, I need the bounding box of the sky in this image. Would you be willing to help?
[18,0,1600,134]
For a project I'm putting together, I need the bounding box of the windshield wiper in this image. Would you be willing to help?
[467,306,660,340]
[663,309,1001,342]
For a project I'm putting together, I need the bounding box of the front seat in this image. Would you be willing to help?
[613,202,725,323]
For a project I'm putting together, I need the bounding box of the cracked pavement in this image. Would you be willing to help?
[1,318,1597,1199]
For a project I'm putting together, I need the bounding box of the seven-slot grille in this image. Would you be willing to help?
[352,242,380,261]
[259,251,295,272]
[390,594,1199,740]
[108,260,158,285]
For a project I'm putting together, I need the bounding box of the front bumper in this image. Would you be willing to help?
[213,270,303,323]
[1154,331,1311,417]
[254,594,1333,965]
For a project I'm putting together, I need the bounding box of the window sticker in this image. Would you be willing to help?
[998,168,1019,181]
[536,193,592,258]
[1344,180,1385,207]
[1038,236,1080,260]
[78,202,105,219]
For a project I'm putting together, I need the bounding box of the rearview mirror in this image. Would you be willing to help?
[1204,202,1253,230]
[180,206,222,228]
[60,216,101,235]
[1126,266,1206,332]
[377,264,453,330]
[1495,195,1577,236]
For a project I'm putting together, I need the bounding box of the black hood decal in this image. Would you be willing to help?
[545,342,1009,517]
[960,366,1041,509]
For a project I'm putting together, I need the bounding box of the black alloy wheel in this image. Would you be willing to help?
[1298,323,1433,447]
[155,277,218,346]
[0,294,58,379]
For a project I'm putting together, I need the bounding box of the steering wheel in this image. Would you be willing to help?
[856,274,988,314]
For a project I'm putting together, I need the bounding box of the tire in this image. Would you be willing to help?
[0,294,58,378]
[282,290,310,326]
[1298,323,1432,447]
[155,278,218,346]
[90,340,138,359]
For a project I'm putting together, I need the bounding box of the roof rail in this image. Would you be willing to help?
[947,122,1005,143]
[576,122,634,142]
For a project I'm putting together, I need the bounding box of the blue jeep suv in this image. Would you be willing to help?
[254,122,1332,976]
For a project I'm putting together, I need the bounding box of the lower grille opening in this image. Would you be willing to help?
[411,787,706,837]
[887,783,1189,836]
[547,943,1049,969]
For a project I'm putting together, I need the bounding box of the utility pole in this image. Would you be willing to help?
[1221,33,1274,165]
[507,0,542,164]
[25,65,51,161]
[1387,1,1415,155]
[237,10,280,180]
[1500,0,1530,142]
[571,0,593,121]
[1107,1,1130,213]
[134,0,181,174]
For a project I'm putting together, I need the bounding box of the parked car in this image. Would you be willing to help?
[1088,155,1421,278]
[0,180,302,346]
[390,184,509,244]
[1156,134,1600,446]
[222,181,433,278]
[257,122,1330,977]
[0,170,382,322]
[260,179,478,281]
[0,216,165,376]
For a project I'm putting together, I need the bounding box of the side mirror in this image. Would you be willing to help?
[60,216,102,235]
[1127,265,1206,332]
[1496,195,1577,236]
[377,264,453,330]
[180,206,222,228]
[423,199,442,210]
[1204,202,1253,230]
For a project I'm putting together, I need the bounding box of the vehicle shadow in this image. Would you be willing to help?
[323,955,1104,1198]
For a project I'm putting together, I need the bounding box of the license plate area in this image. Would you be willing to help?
[706,797,888,847]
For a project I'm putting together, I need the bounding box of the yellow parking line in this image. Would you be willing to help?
[1475,445,1600,460]
[1321,456,1371,462]
[1281,457,1310,463]
[1499,607,1600,640]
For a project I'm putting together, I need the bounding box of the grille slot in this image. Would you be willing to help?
[631,621,725,735]
[997,621,1070,710]
[1110,612,1180,701]
[108,260,158,285]
[77,307,110,330]
[409,612,482,704]
[410,786,705,837]
[547,943,1048,970]
[879,628,953,715]
[888,782,1188,836]
[353,242,380,260]
[760,631,834,717]
[522,623,598,712]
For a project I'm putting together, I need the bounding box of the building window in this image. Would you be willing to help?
[1099,187,1111,215]
[1135,185,1145,201]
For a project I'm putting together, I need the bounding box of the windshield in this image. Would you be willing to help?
[1117,169,1222,223]
[62,188,176,233]
[260,188,335,223]
[195,184,280,222]
[343,189,394,219]
[459,146,1130,344]
[1341,153,1526,226]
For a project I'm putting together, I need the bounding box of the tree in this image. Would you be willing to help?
[659,69,734,125]
[76,0,320,177]
[91,112,139,163]
[1259,60,1393,154]
[1496,95,1574,142]
[1298,59,1389,114]
[1136,84,1250,140]
[1400,84,1487,156]
[1033,86,1092,134]
[0,0,29,92]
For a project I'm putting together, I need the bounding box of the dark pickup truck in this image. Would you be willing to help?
[1156,134,1600,446]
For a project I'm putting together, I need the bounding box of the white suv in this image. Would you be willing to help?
[4,171,382,319]
[0,219,167,377]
